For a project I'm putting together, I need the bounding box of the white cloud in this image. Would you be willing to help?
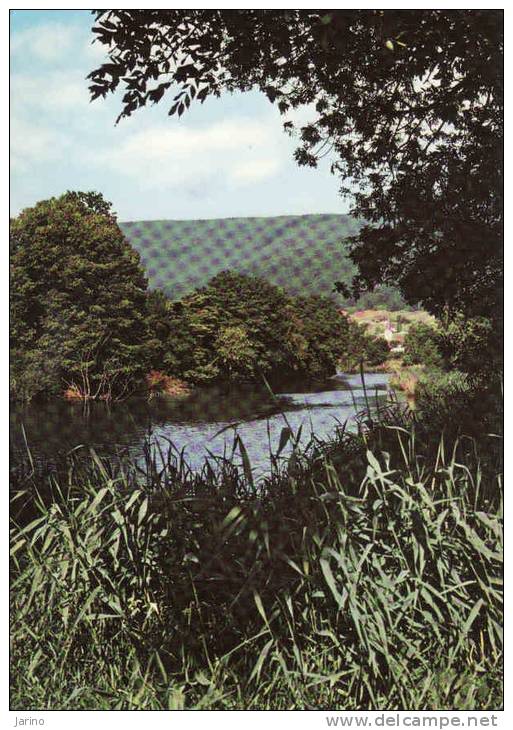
[11,16,338,218]
[10,38,285,193]
[10,19,287,197]
[11,70,90,113]
[231,158,281,184]
[10,115,67,172]
[93,119,283,189]
[103,120,270,161]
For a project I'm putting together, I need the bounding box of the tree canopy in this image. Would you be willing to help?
[10,191,149,401]
[88,9,503,320]
[146,270,360,385]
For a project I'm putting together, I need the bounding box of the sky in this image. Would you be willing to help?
[10,9,348,222]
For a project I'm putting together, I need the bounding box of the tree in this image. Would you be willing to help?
[166,270,305,384]
[214,325,258,380]
[290,294,354,378]
[362,337,390,368]
[150,270,361,384]
[10,192,149,401]
[403,322,444,369]
[88,9,502,320]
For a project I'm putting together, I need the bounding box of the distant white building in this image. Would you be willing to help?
[383,319,405,353]
[383,319,396,343]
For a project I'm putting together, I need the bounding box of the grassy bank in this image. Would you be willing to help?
[10,398,502,710]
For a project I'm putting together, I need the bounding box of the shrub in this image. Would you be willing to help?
[416,368,469,401]
[413,370,501,446]
[403,322,444,368]
[440,315,502,384]
[363,336,390,366]
[146,371,190,398]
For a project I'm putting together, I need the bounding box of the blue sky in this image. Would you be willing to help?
[10,9,348,222]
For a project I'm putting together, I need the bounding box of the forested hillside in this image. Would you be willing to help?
[120,214,406,309]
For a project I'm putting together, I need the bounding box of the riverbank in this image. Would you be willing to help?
[10,372,390,485]
[10,388,503,710]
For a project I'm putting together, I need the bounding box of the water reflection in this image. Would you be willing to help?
[10,372,389,478]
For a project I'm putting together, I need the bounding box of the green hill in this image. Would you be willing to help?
[120,214,405,309]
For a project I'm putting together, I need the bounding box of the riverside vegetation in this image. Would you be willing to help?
[11,7,502,711]
[11,391,502,710]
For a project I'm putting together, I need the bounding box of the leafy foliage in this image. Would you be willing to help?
[150,270,358,384]
[10,192,149,401]
[403,322,444,369]
[214,325,258,380]
[89,9,502,319]
[415,369,469,402]
[402,315,502,387]
[288,294,353,378]
[439,314,503,383]
[361,336,390,368]
[11,201,385,400]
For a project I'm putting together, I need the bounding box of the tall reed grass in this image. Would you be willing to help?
[10,401,502,710]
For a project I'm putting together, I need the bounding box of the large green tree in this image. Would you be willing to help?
[88,9,502,320]
[10,192,149,401]
[163,270,306,383]
[150,270,356,384]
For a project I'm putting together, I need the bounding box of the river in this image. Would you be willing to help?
[10,371,389,481]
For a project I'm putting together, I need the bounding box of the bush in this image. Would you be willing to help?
[403,322,444,368]
[363,336,390,366]
[413,370,502,447]
[339,324,390,371]
[146,371,190,397]
[440,315,502,384]
[416,368,469,401]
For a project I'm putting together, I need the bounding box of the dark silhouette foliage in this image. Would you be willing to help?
[88,9,502,320]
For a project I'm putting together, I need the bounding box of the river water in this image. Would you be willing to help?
[10,372,389,480]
